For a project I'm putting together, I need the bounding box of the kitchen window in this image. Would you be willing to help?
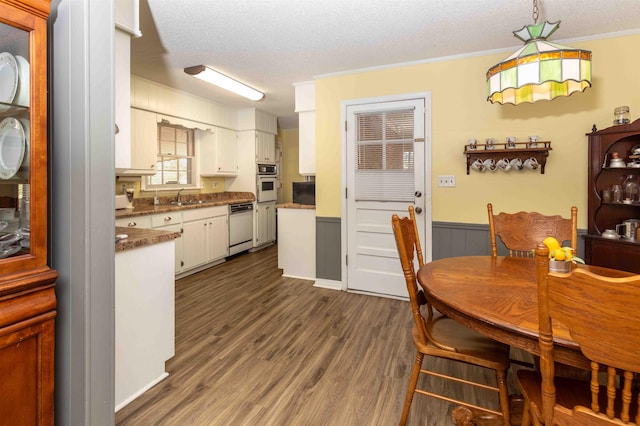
[146,122,195,188]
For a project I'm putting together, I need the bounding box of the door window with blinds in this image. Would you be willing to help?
[354,108,414,201]
[147,122,195,187]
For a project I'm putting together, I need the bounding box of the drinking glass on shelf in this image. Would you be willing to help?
[612,184,623,203]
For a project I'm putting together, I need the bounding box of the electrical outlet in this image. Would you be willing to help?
[437,175,456,187]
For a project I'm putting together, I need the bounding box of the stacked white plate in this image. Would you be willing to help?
[0,52,18,108]
[0,117,26,179]
[0,52,29,108]
[14,55,29,107]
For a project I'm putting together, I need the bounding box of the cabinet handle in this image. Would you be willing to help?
[127,222,136,227]
[164,216,171,221]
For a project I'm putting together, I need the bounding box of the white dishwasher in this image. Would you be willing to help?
[228,202,254,255]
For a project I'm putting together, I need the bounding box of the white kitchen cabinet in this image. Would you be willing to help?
[294,81,316,176]
[198,127,238,176]
[255,201,276,247]
[150,212,184,273]
[128,108,158,174]
[115,29,132,172]
[153,223,183,274]
[115,0,141,37]
[182,218,209,271]
[256,131,276,163]
[115,215,152,229]
[206,213,229,261]
[182,206,228,271]
[277,207,316,280]
[115,239,174,411]
[298,111,316,175]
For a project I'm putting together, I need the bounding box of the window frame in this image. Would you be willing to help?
[142,121,199,191]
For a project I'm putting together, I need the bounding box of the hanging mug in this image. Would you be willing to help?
[483,158,497,172]
[471,159,485,172]
[496,158,511,171]
[510,158,524,171]
[524,157,539,170]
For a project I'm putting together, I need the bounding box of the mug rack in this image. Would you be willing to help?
[464,141,552,174]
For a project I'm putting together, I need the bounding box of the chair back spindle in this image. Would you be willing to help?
[532,244,640,425]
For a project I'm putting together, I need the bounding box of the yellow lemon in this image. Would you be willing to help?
[553,249,566,261]
[543,236,561,251]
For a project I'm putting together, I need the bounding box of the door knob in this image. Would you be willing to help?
[415,191,422,198]
[415,207,423,214]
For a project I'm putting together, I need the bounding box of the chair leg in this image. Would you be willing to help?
[399,352,424,426]
[520,399,531,426]
[495,368,510,426]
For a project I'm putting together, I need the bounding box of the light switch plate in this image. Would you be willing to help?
[437,175,456,187]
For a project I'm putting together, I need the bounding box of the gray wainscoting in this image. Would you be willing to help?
[316,217,342,281]
[314,218,586,281]
[432,221,586,260]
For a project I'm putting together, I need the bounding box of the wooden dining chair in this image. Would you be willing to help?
[392,206,511,426]
[487,203,577,257]
[516,244,640,425]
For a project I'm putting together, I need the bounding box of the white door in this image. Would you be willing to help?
[345,96,431,298]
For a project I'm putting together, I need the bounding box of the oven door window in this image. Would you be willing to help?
[261,180,275,191]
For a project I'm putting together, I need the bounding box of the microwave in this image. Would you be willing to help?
[292,182,315,205]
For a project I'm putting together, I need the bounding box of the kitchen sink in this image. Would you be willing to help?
[163,200,205,207]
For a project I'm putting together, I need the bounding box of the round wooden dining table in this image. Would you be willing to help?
[417,256,632,369]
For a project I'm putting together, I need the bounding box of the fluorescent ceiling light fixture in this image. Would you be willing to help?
[184,65,264,101]
[486,0,591,105]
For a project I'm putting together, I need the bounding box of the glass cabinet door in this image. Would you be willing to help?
[0,22,30,260]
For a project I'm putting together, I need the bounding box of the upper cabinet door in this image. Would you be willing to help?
[0,0,50,276]
[255,131,275,164]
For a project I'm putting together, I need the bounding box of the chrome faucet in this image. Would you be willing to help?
[176,189,184,205]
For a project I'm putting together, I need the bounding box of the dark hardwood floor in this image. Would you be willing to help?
[115,244,510,425]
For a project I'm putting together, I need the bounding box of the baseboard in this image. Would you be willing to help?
[115,372,169,413]
[313,278,343,291]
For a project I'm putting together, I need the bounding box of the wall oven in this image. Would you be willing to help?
[257,163,277,202]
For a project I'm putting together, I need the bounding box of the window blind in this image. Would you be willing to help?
[354,108,414,202]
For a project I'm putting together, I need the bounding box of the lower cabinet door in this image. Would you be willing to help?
[154,223,183,273]
[182,219,209,270]
[207,214,228,261]
[0,317,55,426]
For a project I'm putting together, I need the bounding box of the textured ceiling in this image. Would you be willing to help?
[131,0,640,129]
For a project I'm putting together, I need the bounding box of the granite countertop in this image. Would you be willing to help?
[115,191,255,251]
[115,191,255,219]
[115,226,181,252]
[276,203,316,210]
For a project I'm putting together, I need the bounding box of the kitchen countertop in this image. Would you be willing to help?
[115,191,255,219]
[115,226,181,252]
[275,203,316,210]
[115,191,255,251]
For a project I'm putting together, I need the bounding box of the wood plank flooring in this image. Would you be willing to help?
[115,245,515,425]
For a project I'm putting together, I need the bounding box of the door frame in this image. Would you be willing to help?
[340,92,432,292]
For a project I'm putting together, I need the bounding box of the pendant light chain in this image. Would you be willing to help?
[532,0,539,24]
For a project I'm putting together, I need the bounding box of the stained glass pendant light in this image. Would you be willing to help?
[486,0,591,105]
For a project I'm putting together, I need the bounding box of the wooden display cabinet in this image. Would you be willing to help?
[584,118,640,273]
[0,1,57,424]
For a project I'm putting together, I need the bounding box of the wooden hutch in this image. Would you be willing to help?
[584,118,640,273]
[0,0,57,424]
